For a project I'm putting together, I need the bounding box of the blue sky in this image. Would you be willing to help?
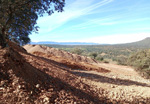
[30,0,150,44]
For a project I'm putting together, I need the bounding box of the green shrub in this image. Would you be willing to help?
[117,57,128,65]
[96,56,104,61]
[128,49,150,78]
[71,48,83,55]
[103,60,109,63]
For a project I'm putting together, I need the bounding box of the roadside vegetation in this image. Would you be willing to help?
[43,44,140,64]
[128,49,150,79]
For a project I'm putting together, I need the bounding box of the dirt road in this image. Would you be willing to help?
[30,51,150,103]
[71,63,150,102]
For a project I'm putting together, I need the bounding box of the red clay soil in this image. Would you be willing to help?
[23,44,97,64]
[0,42,111,104]
[0,42,150,104]
[32,51,110,73]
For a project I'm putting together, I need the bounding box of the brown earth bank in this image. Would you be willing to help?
[0,42,150,104]
[23,44,97,64]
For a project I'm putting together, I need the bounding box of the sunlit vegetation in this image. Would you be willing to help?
[128,49,150,78]
[43,44,139,64]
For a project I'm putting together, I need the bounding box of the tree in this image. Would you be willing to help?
[0,0,65,48]
[90,52,98,59]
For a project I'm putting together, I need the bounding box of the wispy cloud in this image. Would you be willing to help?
[31,0,150,43]
[62,17,118,31]
[37,0,114,33]
[79,0,114,15]
[67,17,150,31]
[37,0,149,32]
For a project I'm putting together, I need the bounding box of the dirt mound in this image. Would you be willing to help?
[32,51,110,73]
[23,44,97,64]
[8,41,27,53]
[0,43,111,103]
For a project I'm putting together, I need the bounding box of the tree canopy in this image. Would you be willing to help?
[0,0,65,48]
[71,48,83,55]
[90,52,98,59]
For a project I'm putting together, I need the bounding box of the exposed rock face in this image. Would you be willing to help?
[23,44,97,64]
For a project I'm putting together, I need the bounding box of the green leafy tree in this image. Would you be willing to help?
[90,52,98,59]
[0,0,65,48]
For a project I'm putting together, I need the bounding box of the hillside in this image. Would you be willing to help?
[1,42,150,103]
[128,49,150,78]
[117,37,150,48]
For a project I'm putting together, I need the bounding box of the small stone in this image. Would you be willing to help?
[18,85,21,89]
[0,87,4,90]
[43,97,49,103]
[36,84,40,88]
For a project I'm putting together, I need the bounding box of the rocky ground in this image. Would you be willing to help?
[0,42,150,104]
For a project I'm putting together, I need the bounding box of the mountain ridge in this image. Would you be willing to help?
[116,37,150,48]
[30,37,150,47]
[30,41,100,45]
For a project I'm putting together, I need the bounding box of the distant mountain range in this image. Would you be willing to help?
[30,37,150,48]
[30,41,100,45]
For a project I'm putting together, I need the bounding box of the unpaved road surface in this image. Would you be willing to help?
[31,51,150,103]
[72,63,150,102]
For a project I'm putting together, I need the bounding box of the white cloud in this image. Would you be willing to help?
[67,17,117,31]
[79,0,114,15]
[37,0,114,33]
[31,32,150,44]
[78,33,150,44]
[71,16,150,30]
[32,0,150,43]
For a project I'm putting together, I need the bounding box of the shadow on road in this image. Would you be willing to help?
[72,71,150,87]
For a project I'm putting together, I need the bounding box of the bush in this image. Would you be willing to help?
[117,57,128,65]
[103,60,109,63]
[71,48,83,55]
[128,49,150,78]
[96,56,104,61]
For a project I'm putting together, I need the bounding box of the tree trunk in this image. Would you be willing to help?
[0,33,7,48]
